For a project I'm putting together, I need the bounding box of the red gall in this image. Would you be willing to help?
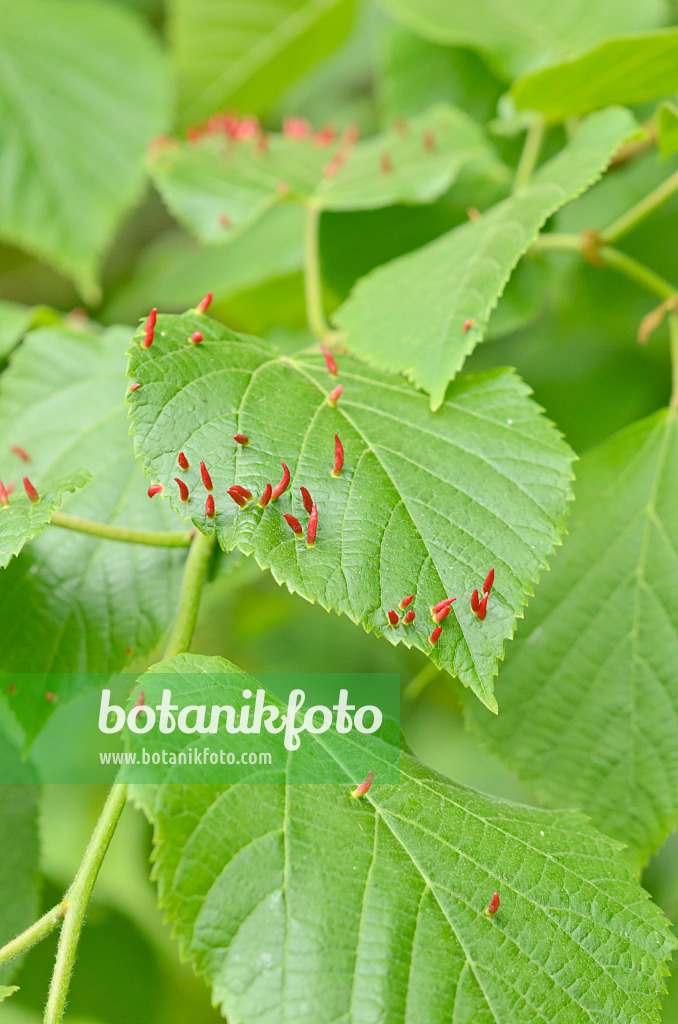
[196,292,212,313]
[314,126,337,146]
[190,331,203,344]
[147,484,163,498]
[333,434,344,477]
[228,487,248,508]
[431,597,456,615]
[399,594,414,610]
[433,604,451,623]
[23,476,39,503]
[125,646,132,655]
[10,445,31,462]
[276,181,289,195]
[487,892,500,916]
[144,308,157,332]
[351,770,374,798]
[380,152,392,174]
[328,384,343,406]
[483,568,494,594]
[471,589,480,614]
[387,609,399,626]
[230,484,252,500]
[300,486,313,514]
[343,124,360,145]
[429,625,443,645]
[283,116,311,139]
[236,116,258,140]
[200,461,213,491]
[6,684,16,694]
[467,206,481,221]
[142,322,154,348]
[271,461,290,500]
[321,344,338,376]
[233,434,249,445]
[477,595,488,621]
[134,691,145,708]
[219,213,231,228]
[174,478,189,502]
[6,482,14,495]
[422,129,435,152]
[0,478,10,507]
[128,382,141,392]
[258,482,272,508]
[205,494,215,518]
[45,691,56,702]
[462,318,475,333]
[178,452,190,470]
[255,131,269,155]
[284,513,303,536]
[403,609,415,624]
[307,502,318,546]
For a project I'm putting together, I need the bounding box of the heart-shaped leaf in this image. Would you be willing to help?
[134,653,677,1024]
[0,468,91,568]
[148,105,499,243]
[0,325,187,740]
[334,108,638,409]
[466,408,678,863]
[127,312,574,709]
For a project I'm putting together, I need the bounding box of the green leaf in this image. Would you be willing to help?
[377,0,667,79]
[133,654,676,1024]
[334,108,637,409]
[127,312,574,710]
[0,468,91,568]
[0,301,59,361]
[513,29,678,122]
[0,987,19,1001]
[0,775,40,985]
[104,204,305,324]
[148,105,498,242]
[656,100,678,159]
[0,0,170,301]
[466,409,678,862]
[167,0,356,128]
[0,325,186,739]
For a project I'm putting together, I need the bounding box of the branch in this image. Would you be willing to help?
[0,903,68,970]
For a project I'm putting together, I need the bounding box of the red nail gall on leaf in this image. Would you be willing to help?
[351,770,373,798]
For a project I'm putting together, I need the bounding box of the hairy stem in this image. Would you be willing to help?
[50,511,193,547]
[303,200,329,338]
[533,234,678,300]
[0,903,68,970]
[164,528,216,658]
[600,166,678,244]
[513,115,544,192]
[43,783,128,1024]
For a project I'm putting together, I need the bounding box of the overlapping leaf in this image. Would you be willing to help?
[0,0,169,300]
[512,29,678,121]
[0,468,91,568]
[466,409,678,863]
[334,108,637,409]
[377,0,667,78]
[167,0,356,127]
[0,987,18,1002]
[0,326,186,740]
[127,312,573,709]
[133,654,676,1024]
[148,105,498,243]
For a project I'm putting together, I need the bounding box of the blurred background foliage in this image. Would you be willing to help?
[1,0,678,1019]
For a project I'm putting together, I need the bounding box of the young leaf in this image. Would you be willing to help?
[148,105,498,242]
[133,655,676,1024]
[334,108,637,409]
[656,100,678,160]
[513,29,678,122]
[0,326,186,740]
[0,468,91,568]
[466,409,678,862]
[167,0,356,128]
[127,312,574,710]
[0,0,170,301]
[377,0,666,78]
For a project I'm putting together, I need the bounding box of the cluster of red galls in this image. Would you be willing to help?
[386,567,494,646]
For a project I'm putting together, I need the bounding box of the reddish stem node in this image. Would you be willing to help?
[174,477,190,502]
[333,434,344,477]
[205,494,215,518]
[351,770,374,798]
[321,344,338,376]
[477,595,488,621]
[178,452,190,470]
[23,476,39,503]
[300,486,313,514]
[271,461,290,500]
[200,461,214,491]
[233,434,249,445]
[307,502,318,546]
[284,513,303,536]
